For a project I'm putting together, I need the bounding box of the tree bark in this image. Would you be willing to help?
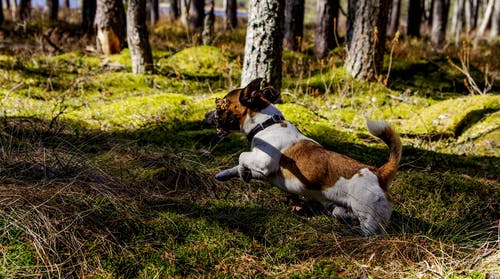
[241,0,285,90]
[388,0,401,37]
[0,0,4,26]
[127,0,154,74]
[283,0,305,51]
[95,0,127,55]
[181,0,204,30]
[490,0,500,38]
[64,0,70,8]
[203,0,215,45]
[407,0,422,37]
[345,0,390,80]
[431,0,449,47]
[314,0,339,58]
[82,0,96,34]
[147,0,159,25]
[477,0,494,37]
[169,0,180,19]
[224,0,238,30]
[450,0,465,44]
[46,0,59,21]
[19,0,31,20]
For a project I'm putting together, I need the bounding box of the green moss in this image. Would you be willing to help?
[160,46,237,79]
[400,95,500,137]
[457,111,500,156]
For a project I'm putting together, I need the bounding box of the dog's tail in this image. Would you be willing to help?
[366,119,402,190]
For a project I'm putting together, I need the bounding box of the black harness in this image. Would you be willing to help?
[246,115,285,142]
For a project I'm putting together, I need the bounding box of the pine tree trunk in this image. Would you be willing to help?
[64,0,70,8]
[224,0,238,30]
[95,0,127,55]
[451,0,465,44]
[241,0,285,90]
[388,0,401,37]
[431,0,449,47]
[345,0,390,80]
[46,0,59,21]
[82,0,96,34]
[127,0,154,74]
[283,0,305,51]
[477,0,494,37]
[203,0,215,45]
[181,0,204,30]
[169,0,180,19]
[314,0,338,58]
[147,0,159,25]
[407,0,422,37]
[18,0,30,20]
[490,0,500,38]
[0,0,4,26]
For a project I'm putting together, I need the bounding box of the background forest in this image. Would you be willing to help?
[0,0,499,278]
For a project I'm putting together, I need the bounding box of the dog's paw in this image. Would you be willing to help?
[215,167,239,181]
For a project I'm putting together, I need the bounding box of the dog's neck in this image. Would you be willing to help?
[241,104,283,138]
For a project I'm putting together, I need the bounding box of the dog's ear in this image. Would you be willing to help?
[240,78,264,107]
[261,86,280,103]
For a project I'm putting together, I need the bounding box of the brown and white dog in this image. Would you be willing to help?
[205,78,402,235]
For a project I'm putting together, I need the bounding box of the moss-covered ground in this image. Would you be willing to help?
[0,16,499,278]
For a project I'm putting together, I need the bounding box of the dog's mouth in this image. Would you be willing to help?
[205,110,231,138]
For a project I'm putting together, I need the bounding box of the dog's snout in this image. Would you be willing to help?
[205,110,216,125]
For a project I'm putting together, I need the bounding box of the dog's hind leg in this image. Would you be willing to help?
[215,166,240,181]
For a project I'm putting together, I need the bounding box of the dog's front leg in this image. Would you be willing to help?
[238,151,275,182]
[215,166,239,181]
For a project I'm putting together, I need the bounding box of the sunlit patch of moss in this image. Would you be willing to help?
[456,111,499,156]
[0,91,58,118]
[160,46,238,79]
[400,95,500,137]
[50,50,101,69]
[64,93,212,130]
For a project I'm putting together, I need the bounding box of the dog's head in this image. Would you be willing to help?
[205,78,280,137]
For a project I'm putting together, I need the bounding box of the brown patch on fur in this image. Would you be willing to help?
[279,140,376,191]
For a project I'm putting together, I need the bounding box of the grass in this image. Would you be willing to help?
[0,13,499,278]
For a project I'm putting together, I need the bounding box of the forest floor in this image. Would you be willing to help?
[0,15,499,278]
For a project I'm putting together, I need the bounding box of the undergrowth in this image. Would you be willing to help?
[0,14,499,278]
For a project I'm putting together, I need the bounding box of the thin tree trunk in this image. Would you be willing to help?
[19,0,30,20]
[465,0,473,32]
[224,0,238,30]
[127,0,154,74]
[345,0,390,80]
[241,0,285,90]
[431,0,449,47]
[490,0,500,37]
[148,0,159,25]
[388,0,401,37]
[477,0,495,37]
[82,0,96,34]
[451,0,465,44]
[64,0,70,8]
[181,0,204,30]
[284,0,305,51]
[46,0,59,21]
[169,0,180,19]
[95,0,127,55]
[203,0,215,45]
[314,0,339,58]
[0,0,4,26]
[407,0,422,37]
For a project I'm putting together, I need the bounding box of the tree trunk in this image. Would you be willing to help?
[64,0,70,8]
[388,0,401,37]
[82,0,96,34]
[46,0,59,21]
[450,0,465,44]
[345,0,390,80]
[127,0,154,74]
[169,0,180,19]
[314,0,339,59]
[241,0,285,90]
[181,0,204,30]
[431,0,449,47]
[147,0,159,25]
[407,0,422,37]
[0,0,3,26]
[224,0,238,30]
[203,0,215,45]
[490,0,500,38]
[283,0,305,51]
[477,0,494,37]
[19,0,31,20]
[95,0,127,55]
